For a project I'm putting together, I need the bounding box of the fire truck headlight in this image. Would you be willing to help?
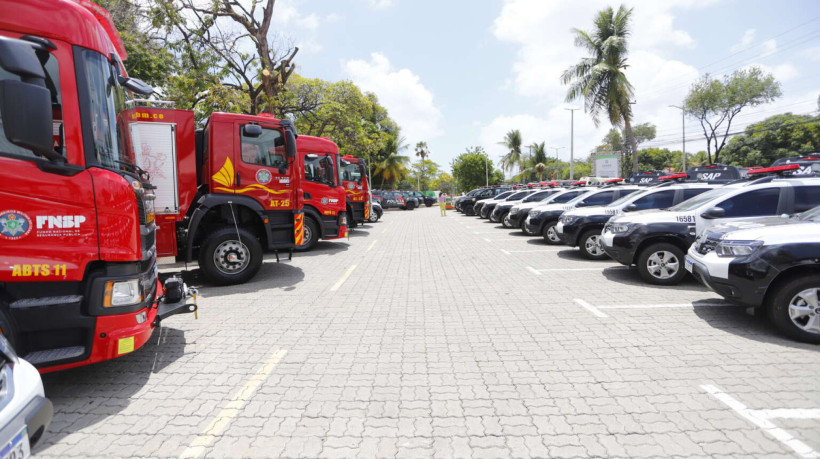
[144,191,156,224]
[104,279,143,307]
[340,213,347,225]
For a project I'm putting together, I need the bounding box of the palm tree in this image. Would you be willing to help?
[534,163,547,181]
[530,142,547,166]
[499,130,523,175]
[414,141,429,190]
[561,5,638,174]
[375,136,410,188]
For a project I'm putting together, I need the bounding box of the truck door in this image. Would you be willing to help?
[231,122,294,210]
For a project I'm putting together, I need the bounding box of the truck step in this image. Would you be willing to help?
[24,346,85,366]
[10,295,83,309]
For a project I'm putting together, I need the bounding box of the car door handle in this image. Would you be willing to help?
[236,173,241,187]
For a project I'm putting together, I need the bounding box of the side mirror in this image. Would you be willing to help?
[575,201,589,207]
[118,76,153,95]
[0,37,59,161]
[278,167,288,175]
[243,124,262,138]
[700,207,726,219]
[624,204,638,212]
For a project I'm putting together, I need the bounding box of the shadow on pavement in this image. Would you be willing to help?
[347,227,372,238]
[691,301,817,349]
[526,238,549,246]
[600,265,709,292]
[36,327,189,454]
[180,260,306,297]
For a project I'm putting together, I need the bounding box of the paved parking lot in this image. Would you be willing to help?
[35,207,820,458]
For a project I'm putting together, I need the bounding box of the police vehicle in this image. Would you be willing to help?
[454,189,481,213]
[685,205,820,343]
[557,180,715,259]
[496,188,561,228]
[526,181,640,243]
[487,190,535,223]
[475,190,515,219]
[508,188,573,233]
[461,186,511,216]
[602,163,820,285]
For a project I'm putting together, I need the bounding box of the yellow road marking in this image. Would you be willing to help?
[381,227,388,234]
[179,349,287,458]
[330,264,357,291]
[367,240,378,252]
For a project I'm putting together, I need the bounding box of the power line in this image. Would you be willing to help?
[638,117,820,150]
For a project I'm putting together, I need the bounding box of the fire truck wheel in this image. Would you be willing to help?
[348,210,358,228]
[295,217,319,252]
[199,227,263,285]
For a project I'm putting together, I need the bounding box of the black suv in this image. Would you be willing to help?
[406,191,435,207]
[686,205,820,343]
[462,187,511,216]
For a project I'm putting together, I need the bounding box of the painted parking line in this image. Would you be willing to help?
[598,302,733,309]
[505,249,564,253]
[381,227,389,234]
[528,267,628,273]
[525,266,542,275]
[573,298,608,318]
[330,264,357,291]
[366,239,378,252]
[180,349,288,458]
[701,384,820,458]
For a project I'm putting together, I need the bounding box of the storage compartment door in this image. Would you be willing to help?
[130,122,179,214]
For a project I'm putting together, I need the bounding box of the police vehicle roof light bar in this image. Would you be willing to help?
[746,164,800,175]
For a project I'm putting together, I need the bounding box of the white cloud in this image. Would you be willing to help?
[730,29,756,52]
[343,53,444,144]
[761,39,777,57]
[365,0,395,9]
[749,62,800,83]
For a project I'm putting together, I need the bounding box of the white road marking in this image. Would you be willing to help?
[701,384,820,458]
[598,302,734,309]
[506,249,564,253]
[483,238,492,243]
[573,298,608,318]
[473,232,499,234]
[756,409,820,420]
[500,249,511,255]
[330,264,357,291]
[180,349,288,458]
[526,266,542,276]
[366,239,378,252]
[528,267,627,272]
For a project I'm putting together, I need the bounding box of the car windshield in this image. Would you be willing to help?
[508,191,530,200]
[524,190,553,202]
[798,205,820,221]
[566,190,598,205]
[495,191,514,200]
[669,187,734,211]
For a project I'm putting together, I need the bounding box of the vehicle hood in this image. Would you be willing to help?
[721,221,820,243]
[707,216,792,235]
[562,206,611,218]
[533,202,577,213]
[609,209,680,225]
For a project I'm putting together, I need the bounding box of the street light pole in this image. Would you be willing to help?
[549,146,565,158]
[669,105,686,171]
[564,108,579,179]
[484,154,489,186]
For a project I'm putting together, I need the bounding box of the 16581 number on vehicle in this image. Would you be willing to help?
[676,215,695,223]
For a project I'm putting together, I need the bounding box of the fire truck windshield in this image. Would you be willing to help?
[342,161,362,183]
[77,48,130,169]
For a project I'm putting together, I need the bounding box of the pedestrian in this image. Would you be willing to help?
[438,192,447,216]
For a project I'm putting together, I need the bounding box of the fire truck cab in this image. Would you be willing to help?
[296,136,347,252]
[341,156,370,228]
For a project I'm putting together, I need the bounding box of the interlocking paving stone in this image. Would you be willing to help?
[34,207,820,458]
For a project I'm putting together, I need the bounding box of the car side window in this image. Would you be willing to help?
[633,190,675,210]
[682,188,710,200]
[716,188,781,217]
[240,127,285,168]
[581,191,615,206]
[793,186,820,212]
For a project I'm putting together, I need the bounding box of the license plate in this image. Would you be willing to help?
[1,427,30,459]
[685,258,693,273]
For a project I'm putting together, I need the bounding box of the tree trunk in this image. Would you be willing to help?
[623,117,639,175]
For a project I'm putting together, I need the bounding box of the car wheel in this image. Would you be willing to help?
[637,242,686,285]
[542,222,561,244]
[520,218,531,234]
[294,217,320,252]
[489,212,499,223]
[369,210,380,223]
[426,202,433,207]
[578,229,608,260]
[768,275,820,344]
[199,226,263,285]
[502,213,512,228]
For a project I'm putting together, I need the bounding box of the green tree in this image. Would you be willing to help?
[721,113,820,167]
[430,173,455,194]
[562,5,639,174]
[684,66,782,164]
[409,159,440,190]
[499,130,523,174]
[374,136,410,188]
[636,148,683,171]
[415,141,430,189]
[452,147,503,192]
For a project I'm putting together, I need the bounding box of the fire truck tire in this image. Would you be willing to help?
[198,227,263,285]
[295,217,319,252]
[347,210,358,228]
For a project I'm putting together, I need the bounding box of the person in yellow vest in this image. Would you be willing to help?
[438,192,447,216]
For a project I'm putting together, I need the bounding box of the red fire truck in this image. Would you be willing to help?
[341,156,371,228]
[0,0,195,373]
[125,105,303,285]
[295,136,347,251]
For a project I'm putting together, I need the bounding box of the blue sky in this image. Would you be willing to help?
[272,0,820,174]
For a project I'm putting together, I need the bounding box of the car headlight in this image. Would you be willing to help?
[610,223,632,234]
[510,208,519,215]
[529,210,541,217]
[715,240,763,258]
[104,279,143,307]
[560,215,577,224]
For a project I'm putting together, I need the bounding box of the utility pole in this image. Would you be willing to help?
[484,154,489,186]
[549,146,565,158]
[669,105,686,171]
[565,108,579,179]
